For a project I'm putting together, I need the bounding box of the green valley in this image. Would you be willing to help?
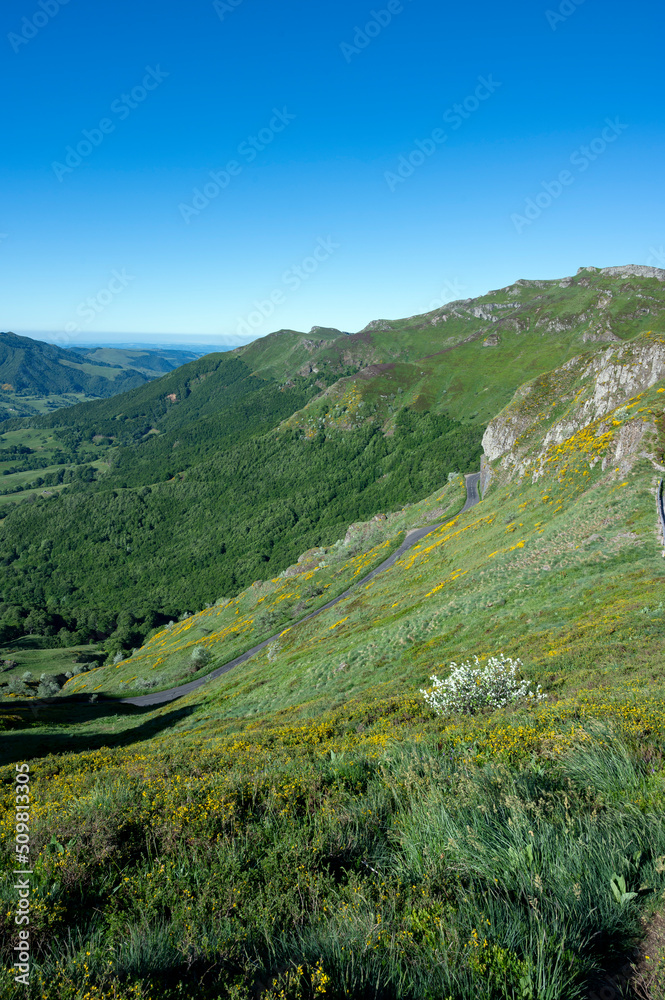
[1,266,664,656]
[0,333,213,422]
[1,268,665,999]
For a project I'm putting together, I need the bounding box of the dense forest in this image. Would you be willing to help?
[0,407,481,655]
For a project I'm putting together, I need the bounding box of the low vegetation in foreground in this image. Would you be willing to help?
[2,306,665,997]
[2,390,665,997]
[2,709,665,1000]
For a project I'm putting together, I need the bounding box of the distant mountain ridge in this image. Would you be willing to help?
[67,345,207,378]
[0,331,151,394]
[236,264,665,432]
[0,332,214,420]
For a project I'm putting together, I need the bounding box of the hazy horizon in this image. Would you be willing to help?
[7,329,248,351]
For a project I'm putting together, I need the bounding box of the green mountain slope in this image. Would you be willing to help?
[0,408,480,642]
[68,328,665,702]
[31,351,321,478]
[2,323,665,1000]
[0,265,663,656]
[279,264,665,431]
[23,265,665,467]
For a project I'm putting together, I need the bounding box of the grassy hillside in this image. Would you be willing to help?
[1,267,663,656]
[0,408,481,649]
[61,477,468,699]
[61,330,665,704]
[279,266,665,432]
[1,331,665,998]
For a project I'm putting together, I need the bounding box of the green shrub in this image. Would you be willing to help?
[37,675,62,698]
[5,675,28,696]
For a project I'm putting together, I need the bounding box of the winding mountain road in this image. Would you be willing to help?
[121,472,481,708]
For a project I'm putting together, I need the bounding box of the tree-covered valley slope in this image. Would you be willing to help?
[1,265,664,657]
[2,280,665,999]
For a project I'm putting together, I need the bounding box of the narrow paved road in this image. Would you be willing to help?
[121,472,481,708]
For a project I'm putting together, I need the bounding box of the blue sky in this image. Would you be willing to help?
[1,0,663,347]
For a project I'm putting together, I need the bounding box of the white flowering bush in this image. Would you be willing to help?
[190,646,212,668]
[421,654,547,716]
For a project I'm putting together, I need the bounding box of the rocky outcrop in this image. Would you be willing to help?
[362,267,665,347]
[480,454,493,495]
[599,265,665,282]
[577,338,665,424]
[481,389,534,469]
[496,317,529,334]
[360,319,393,333]
[481,331,665,484]
[582,329,621,343]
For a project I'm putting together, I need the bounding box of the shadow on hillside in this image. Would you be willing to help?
[0,698,196,766]
[1,636,101,654]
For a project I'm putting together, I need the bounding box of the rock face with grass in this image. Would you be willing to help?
[598,264,665,281]
[482,329,665,483]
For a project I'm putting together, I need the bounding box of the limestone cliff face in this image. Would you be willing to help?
[482,331,665,484]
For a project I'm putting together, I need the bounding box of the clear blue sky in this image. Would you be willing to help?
[1,0,663,347]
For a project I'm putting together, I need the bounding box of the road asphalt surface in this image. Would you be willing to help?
[120,472,481,708]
